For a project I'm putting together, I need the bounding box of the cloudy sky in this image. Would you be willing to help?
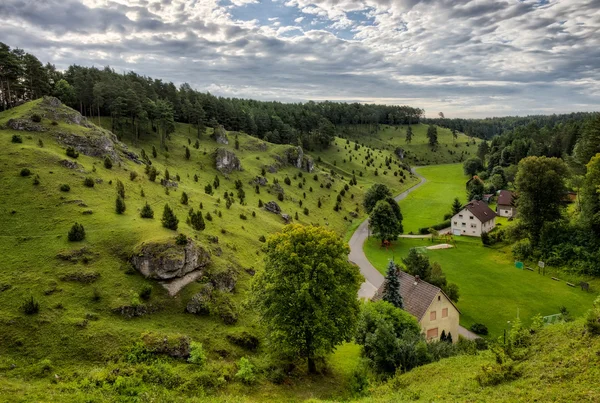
[1,0,599,117]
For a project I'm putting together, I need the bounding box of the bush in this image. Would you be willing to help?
[11,134,22,143]
[33,176,40,186]
[140,203,154,218]
[258,235,266,243]
[226,332,260,351]
[418,221,450,235]
[30,114,42,123]
[147,166,158,182]
[585,296,600,335]
[162,204,179,230]
[115,196,126,214]
[66,146,79,158]
[470,323,489,335]
[175,233,188,245]
[130,171,138,181]
[68,223,86,241]
[140,284,152,301]
[284,177,291,185]
[181,192,189,205]
[189,209,205,231]
[83,177,95,187]
[20,168,31,177]
[235,357,256,385]
[277,193,284,202]
[188,342,207,366]
[60,184,70,192]
[21,296,40,314]
[476,361,521,386]
[103,156,113,169]
[512,239,533,261]
[240,213,247,220]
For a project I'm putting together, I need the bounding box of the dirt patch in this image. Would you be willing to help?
[426,243,454,250]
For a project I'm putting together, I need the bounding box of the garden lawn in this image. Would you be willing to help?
[364,236,597,337]
[400,164,468,234]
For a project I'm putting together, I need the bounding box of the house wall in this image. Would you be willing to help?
[497,205,515,218]
[419,291,460,343]
[451,208,496,237]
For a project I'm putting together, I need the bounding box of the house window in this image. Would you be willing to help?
[442,308,448,318]
[426,328,438,340]
[461,223,466,227]
[453,221,457,225]
[469,216,474,220]
[470,223,476,228]
[430,311,436,321]
[458,214,463,218]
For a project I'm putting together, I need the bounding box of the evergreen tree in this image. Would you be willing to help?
[140,202,154,218]
[440,330,447,342]
[451,197,463,215]
[116,179,125,198]
[68,223,85,241]
[189,209,205,231]
[185,146,191,160]
[115,196,126,214]
[406,126,413,144]
[103,156,113,169]
[427,125,438,147]
[181,191,188,205]
[161,204,179,230]
[382,260,403,309]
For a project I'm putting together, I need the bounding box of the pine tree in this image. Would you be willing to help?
[140,202,154,218]
[440,330,447,342]
[189,209,205,231]
[446,332,453,343]
[382,260,403,309]
[181,191,189,205]
[185,146,191,160]
[68,223,85,242]
[451,197,462,215]
[161,204,179,230]
[116,179,125,198]
[115,196,126,214]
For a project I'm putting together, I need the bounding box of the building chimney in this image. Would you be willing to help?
[414,275,420,284]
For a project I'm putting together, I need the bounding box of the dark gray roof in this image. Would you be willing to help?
[374,271,460,321]
[464,200,496,223]
[497,190,514,207]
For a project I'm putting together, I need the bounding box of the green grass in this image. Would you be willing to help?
[342,124,480,165]
[364,236,597,336]
[400,163,468,233]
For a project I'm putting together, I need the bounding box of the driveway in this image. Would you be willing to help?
[348,169,426,299]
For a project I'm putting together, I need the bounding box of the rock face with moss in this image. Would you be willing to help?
[131,238,211,281]
[282,146,314,172]
[212,125,229,144]
[215,148,242,173]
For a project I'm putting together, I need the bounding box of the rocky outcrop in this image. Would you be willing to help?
[6,119,46,132]
[141,332,191,359]
[212,125,229,144]
[215,148,242,174]
[281,146,315,172]
[252,176,268,186]
[131,238,211,281]
[59,159,82,170]
[211,267,238,292]
[395,147,405,159]
[264,201,281,214]
[281,213,291,223]
[186,283,214,315]
[160,179,178,188]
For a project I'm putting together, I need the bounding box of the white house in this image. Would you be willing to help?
[374,271,460,343]
[451,200,496,237]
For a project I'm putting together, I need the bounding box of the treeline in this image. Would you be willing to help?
[426,113,595,140]
[0,42,423,150]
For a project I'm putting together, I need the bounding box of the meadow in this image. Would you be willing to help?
[400,163,468,234]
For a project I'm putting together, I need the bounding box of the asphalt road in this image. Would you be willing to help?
[348,169,427,299]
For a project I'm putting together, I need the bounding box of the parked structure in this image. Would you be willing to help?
[496,190,516,217]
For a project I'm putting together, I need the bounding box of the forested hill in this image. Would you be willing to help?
[425,112,597,140]
[0,42,422,151]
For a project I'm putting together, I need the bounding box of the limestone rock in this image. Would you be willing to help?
[212,125,229,144]
[160,179,178,188]
[215,148,242,174]
[59,159,82,170]
[264,201,281,214]
[131,238,211,281]
[211,267,238,292]
[6,119,46,132]
[253,176,268,186]
[186,283,214,315]
[282,146,314,172]
[281,213,291,223]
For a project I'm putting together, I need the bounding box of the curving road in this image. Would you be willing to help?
[349,169,427,299]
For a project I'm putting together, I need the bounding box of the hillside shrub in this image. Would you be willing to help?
[103,156,113,169]
[181,192,189,205]
[585,296,600,335]
[31,114,41,122]
[33,175,40,185]
[68,223,86,241]
[147,166,158,182]
[277,193,284,202]
[140,284,152,301]
[20,168,31,177]
[60,184,70,192]
[162,204,179,230]
[21,296,40,314]
[175,233,188,245]
[140,203,154,218]
[83,177,95,187]
[11,134,22,143]
[115,196,126,214]
[235,357,256,385]
[418,221,451,235]
[512,239,533,261]
[66,146,79,158]
[226,332,260,351]
[470,323,489,335]
[188,342,207,366]
[116,180,125,198]
[130,171,138,181]
[258,235,266,243]
[240,213,247,220]
[189,209,205,231]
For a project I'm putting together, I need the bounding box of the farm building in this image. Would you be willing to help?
[374,271,460,343]
[496,190,516,217]
[451,200,496,237]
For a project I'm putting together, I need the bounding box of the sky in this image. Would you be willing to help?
[1,0,599,118]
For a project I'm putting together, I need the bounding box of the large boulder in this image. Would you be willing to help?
[282,146,314,172]
[211,267,238,292]
[215,148,242,174]
[186,283,214,315]
[264,201,281,214]
[131,238,211,281]
[212,125,229,144]
[6,119,46,132]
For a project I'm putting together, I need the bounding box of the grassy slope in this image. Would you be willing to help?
[0,99,419,401]
[361,319,600,402]
[401,163,468,233]
[342,124,480,165]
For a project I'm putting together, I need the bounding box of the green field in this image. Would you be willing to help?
[342,123,480,165]
[400,163,468,234]
[364,236,597,336]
